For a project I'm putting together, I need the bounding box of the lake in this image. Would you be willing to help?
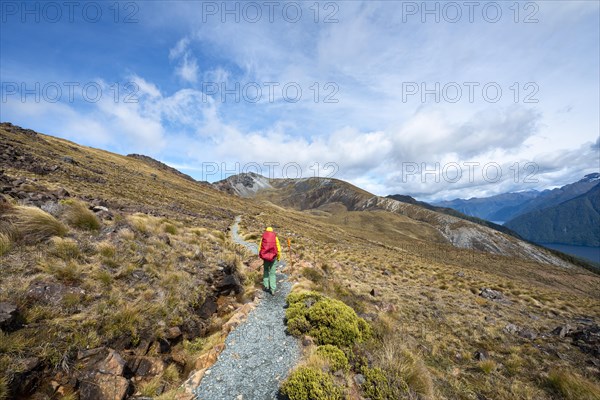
[538,243,600,265]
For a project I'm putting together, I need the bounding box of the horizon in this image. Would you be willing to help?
[1,1,599,202]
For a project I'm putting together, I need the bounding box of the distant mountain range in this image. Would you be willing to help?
[505,183,600,246]
[434,173,600,246]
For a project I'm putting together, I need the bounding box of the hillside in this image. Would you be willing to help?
[387,194,522,238]
[217,174,573,266]
[505,184,600,247]
[1,123,599,400]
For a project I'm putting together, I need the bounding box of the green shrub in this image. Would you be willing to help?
[361,367,392,400]
[285,291,370,347]
[12,206,68,242]
[362,366,397,400]
[315,345,349,372]
[280,367,344,400]
[61,200,100,231]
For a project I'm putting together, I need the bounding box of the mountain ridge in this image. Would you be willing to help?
[215,173,574,267]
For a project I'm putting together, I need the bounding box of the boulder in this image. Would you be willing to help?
[568,324,600,357]
[479,288,503,300]
[79,373,130,400]
[473,350,489,361]
[0,302,22,331]
[98,350,126,376]
[165,326,182,340]
[216,274,243,295]
[518,329,538,340]
[354,374,365,385]
[126,356,164,377]
[503,323,519,335]
[198,297,218,320]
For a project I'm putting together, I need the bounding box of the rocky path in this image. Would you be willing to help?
[194,217,300,400]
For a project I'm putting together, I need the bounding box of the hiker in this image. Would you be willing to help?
[259,226,281,295]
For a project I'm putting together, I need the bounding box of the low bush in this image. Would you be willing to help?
[280,366,344,400]
[315,344,349,372]
[285,291,370,347]
[361,366,395,400]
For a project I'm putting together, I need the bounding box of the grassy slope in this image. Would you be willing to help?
[1,125,599,399]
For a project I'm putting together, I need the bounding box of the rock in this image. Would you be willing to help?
[479,288,503,300]
[193,249,205,261]
[382,270,391,276]
[56,188,70,198]
[193,345,224,370]
[78,347,107,360]
[456,271,465,277]
[358,312,378,322]
[126,356,164,377]
[98,350,126,376]
[217,274,243,295]
[79,373,129,400]
[370,288,378,297]
[503,323,519,335]
[518,329,538,340]
[61,156,75,164]
[93,205,109,212]
[166,326,182,340]
[198,297,218,320]
[568,324,600,357]
[9,357,42,397]
[27,281,82,305]
[301,335,314,347]
[158,338,171,353]
[0,302,22,332]
[552,324,573,338]
[354,374,366,385]
[473,350,488,361]
[380,303,397,313]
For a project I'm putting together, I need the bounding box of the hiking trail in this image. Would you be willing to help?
[194,216,301,400]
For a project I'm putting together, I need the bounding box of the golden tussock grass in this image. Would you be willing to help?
[547,369,600,400]
[0,233,11,256]
[12,206,68,242]
[61,199,100,231]
[50,236,80,260]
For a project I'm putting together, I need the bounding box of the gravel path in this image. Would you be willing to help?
[194,217,300,400]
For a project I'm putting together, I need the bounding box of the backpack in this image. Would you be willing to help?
[259,230,278,262]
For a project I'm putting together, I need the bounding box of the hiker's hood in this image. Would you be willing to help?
[265,227,273,232]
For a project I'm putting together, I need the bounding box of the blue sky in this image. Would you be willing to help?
[1,1,599,201]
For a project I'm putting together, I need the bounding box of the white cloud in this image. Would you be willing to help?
[169,37,199,84]
[176,54,199,84]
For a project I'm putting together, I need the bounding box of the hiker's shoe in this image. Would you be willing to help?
[270,288,276,296]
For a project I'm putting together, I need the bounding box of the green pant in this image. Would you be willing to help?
[263,260,277,291]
